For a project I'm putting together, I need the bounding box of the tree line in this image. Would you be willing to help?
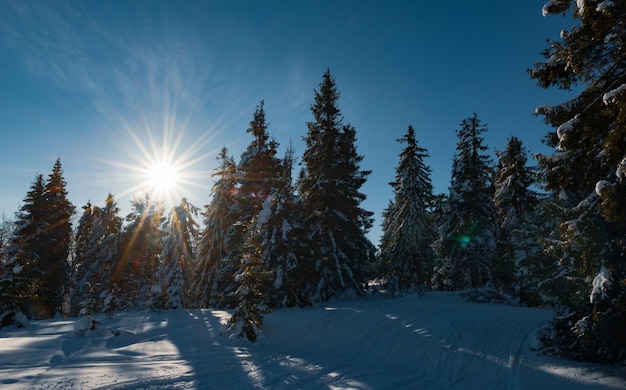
[2,1,625,362]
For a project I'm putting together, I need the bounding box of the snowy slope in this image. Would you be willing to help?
[0,292,624,389]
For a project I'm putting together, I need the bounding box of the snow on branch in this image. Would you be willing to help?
[602,83,626,105]
[590,266,612,303]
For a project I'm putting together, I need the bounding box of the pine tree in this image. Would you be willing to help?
[114,194,164,310]
[40,158,75,317]
[298,69,374,301]
[69,194,122,315]
[160,198,199,310]
[532,0,626,362]
[6,174,47,319]
[193,147,239,308]
[226,216,272,342]
[434,113,498,290]
[493,136,539,290]
[379,125,435,293]
[253,144,317,309]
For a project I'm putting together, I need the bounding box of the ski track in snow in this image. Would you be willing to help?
[0,292,625,389]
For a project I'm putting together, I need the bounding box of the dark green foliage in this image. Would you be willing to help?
[379,125,435,293]
[298,70,374,301]
[39,158,75,316]
[532,0,626,363]
[160,198,199,309]
[193,147,239,308]
[493,137,539,291]
[114,194,164,310]
[434,114,498,290]
[4,160,75,319]
[226,216,273,342]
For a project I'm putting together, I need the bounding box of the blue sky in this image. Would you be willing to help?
[0,0,575,244]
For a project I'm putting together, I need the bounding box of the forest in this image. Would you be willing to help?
[1,0,625,365]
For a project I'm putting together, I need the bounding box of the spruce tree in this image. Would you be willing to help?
[193,147,239,308]
[114,194,164,310]
[298,69,374,301]
[532,0,626,362]
[493,136,539,290]
[40,158,75,317]
[379,125,435,293]
[252,145,316,309]
[160,198,199,309]
[1,193,39,327]
[434,113,498,290]
[7,174,47,319]
[69,194,122,315]
[226,216,272,342]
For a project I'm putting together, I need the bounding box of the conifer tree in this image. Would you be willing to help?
[40,158,75,317]
[114,194,164,310]
[298,69,374,301]
[434,113,498,290]
[379,125,435,293]
[493,136,539,290]
[252,144,317,309]
[69,194,122,315]
[160,198,199,310]
[532,0,626,362]
[1,198,38,327]
[226,215,272,342]
[7,174,47,319]
[193,147,239,308]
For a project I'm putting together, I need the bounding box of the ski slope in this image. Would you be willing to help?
[0,292,624,389]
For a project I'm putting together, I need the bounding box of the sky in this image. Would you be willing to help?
[0,0,577,244]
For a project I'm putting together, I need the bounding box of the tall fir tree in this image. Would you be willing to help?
[532,0,626,362]
[159,198,199,310]
[379,125,435,293]
[251,144,316,309]
[69,194,122,316]
[114,194,164,310]
[1,177,44,327]
[434,113,498,290]
[193,147,239,308]
[40,158,75,317]
[493,136,539,290]
[298,70,374,301]
[6,174,47,319]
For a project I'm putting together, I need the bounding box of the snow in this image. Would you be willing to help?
[590,266,612,304]
[542,1,558,16]
[1,292,624,389]
[617,157,626,182]
[603,83,626,105]
[596,1,615,12]
[556,114,579,149]
[595,180,610,196]
[12,265,22,274]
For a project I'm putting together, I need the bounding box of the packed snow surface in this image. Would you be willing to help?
[1,292,624,389]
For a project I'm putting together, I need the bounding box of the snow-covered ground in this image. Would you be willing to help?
[1,292,624,389]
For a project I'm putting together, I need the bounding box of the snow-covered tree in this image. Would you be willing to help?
[69,194,122,316]
[434,113,498,290]
[532,0,626,362]
[379,125,435,293]
[225,208,272,342]
[159,198,199,310]
[298,70,374,301]
[193,147,239,308]
[40,158,75,317]
[493,136,539,290]
[114,194,164,310]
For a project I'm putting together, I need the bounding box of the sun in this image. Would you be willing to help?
[148,161,179,191]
